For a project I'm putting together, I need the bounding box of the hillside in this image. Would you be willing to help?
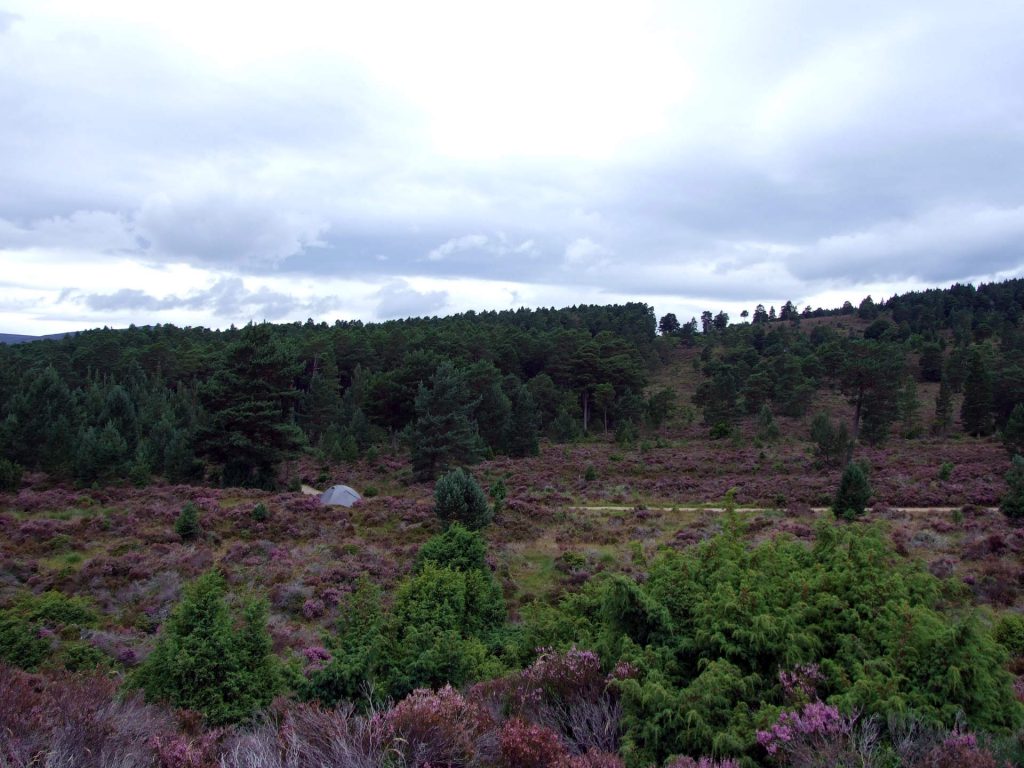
[1,281,1024,767]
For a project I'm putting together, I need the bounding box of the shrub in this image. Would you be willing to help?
[0,611,50,670]
[174,501,201,541]
[385,685,492,766]
[709,422,731,440]
[995,613,1024,657]
[251,502,269,522]
[756,701,862,766]
[834,462,871,519]
[0,458,22,492]
[416,523,489,573]
[435,468,492,530]
[809,412,849,468]
[1001,454,1024,520]
[131,570,278,725]
[584,465,598,482]
[499,717,568,768]
[938,461,954,481]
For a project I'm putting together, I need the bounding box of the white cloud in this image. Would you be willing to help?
[564,237,612,267]
[426,234,489,261]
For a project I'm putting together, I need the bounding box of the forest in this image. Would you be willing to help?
[1,279,1024,767]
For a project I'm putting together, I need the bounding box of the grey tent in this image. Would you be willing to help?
[319,484,362,507]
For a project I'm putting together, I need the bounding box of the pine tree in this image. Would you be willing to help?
[1001,454,1024,520]
[834,462,871,519]
[434,468,492,530]
[505,385,540,457]
[933,377,953,435]
[410,362,481,482]
[197,323,305,488]
[756,404,780,442]
[1003,403,1024,456]
[898,377,922,438]
[961,347,994,436]
[174,501,201,541]
[132,571,277,724]
[810,412,849,468]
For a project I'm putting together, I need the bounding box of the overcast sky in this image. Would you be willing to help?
[2,1,1023,334]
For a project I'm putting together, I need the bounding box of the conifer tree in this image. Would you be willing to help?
[505,384,540,457]
[132,571,277,724]
[174,501,201,541]
[834,462,871,519]
[756,404,780,442]
[197,323,305,488]
[933,377,953,435]
[434,468,492,530]
[1003,402,1024,456]
[1001,454,1024,520]
[410,362,481,482]
[961,347,994,436]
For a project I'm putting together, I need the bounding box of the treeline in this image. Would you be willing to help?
[678,278,1024,450]
[0,303,660,487]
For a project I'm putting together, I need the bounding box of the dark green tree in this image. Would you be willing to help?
[132,571,277,724]
[174,501,201,541]
[305,575,384,707]
[919,342,944,382]
[839,342,904,451]
[645,387,676,430]
[1001,454,1024,520]
[434,468,492,530]
[933,376,953,435]
[416,523,488,573]
[658,313,680,336]
[0,458,22,492]
[197,323,305,487]
[898,377,922,438]
[834,462,871,519]
[409,362,481,482]
[756,404,779,442]
[505,384,540,457]
[1002,402,1024,456]
[961,347,994,436]
[810,412,850,468]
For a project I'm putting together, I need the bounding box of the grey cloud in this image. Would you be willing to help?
[375,280,448,320]
[0,211,138,252]
[790,205,1024,284]
[76,278,343,321]
[135,193,327,267]
[3,0,1024,334]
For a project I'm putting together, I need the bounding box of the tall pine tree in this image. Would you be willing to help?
[410,362,481,482]
[197,324,305,487]
[961,347,994,436]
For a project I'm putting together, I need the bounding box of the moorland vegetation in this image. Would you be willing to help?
[1,279,1024,766]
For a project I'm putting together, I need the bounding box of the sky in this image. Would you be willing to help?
[1,0,1023,335]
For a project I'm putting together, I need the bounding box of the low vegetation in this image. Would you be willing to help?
[2,279,1024,766]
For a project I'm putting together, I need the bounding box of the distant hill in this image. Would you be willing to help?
[0,331,78,344]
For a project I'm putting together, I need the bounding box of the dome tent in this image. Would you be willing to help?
[319,484,361,507]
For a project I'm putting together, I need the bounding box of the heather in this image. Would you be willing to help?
[1,285,1024,765]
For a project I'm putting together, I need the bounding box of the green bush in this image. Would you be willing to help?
[834,461,871,519]
[416,524,488,574]
[1001,454,1024,519]
[0,611,49,670]
[131,571,278,725]
[995,613,1024,657]
[938,461,954,481]
[251,502,269,522]
[175,501,201,540]
[584,464,598,482]
[434,468,492,530]
[0,458,23,492]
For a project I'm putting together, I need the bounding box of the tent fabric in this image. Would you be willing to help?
[319,484,362,507]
